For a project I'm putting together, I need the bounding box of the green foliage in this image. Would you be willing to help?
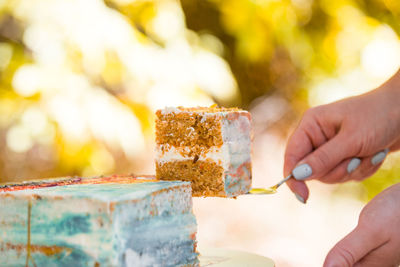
[0,0,399,200]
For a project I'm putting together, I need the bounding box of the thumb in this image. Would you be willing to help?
[296,132,357,180]
[323,223,385,267]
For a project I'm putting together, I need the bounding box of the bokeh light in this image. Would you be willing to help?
[1,0,400,266]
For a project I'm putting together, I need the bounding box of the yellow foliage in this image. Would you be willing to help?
[0,0,399,200]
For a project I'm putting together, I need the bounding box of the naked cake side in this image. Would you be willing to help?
[155,106,252,197]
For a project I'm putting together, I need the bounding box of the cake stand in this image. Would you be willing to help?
[198,247,275,267]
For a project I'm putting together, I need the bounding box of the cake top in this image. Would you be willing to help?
[0,175,190,202]
[0,174,150,192]
[158,106,246,115]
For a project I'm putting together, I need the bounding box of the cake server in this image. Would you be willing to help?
[247,174,292,194]
[247,149,388,195]
[247,163,312,195]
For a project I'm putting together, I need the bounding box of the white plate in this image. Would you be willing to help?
[198,247,275,267]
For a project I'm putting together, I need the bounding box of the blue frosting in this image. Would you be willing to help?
[0,180,198,266]
[9,180,189,201]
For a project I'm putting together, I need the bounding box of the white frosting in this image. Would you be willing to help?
[156,144,230,170]
[160,107,249,117]
[160,107,181,115]
[156,112,251,171]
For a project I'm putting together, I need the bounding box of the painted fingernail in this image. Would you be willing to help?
[294,193,306,204]
[292,163,313,180]
[347,158,361,174]
[371,148,389,165]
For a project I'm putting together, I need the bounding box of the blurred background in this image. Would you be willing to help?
[1,0,400,266]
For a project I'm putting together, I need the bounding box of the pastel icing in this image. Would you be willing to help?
[222,111,252,197]
[0,176,198,266]
[156,108,252,197]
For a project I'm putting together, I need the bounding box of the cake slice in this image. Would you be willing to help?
[0,175,198,267]
[155,107,252,197]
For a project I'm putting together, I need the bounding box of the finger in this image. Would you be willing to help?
[296,132,358,181]
[286,179,309,203]
[317,148,389,184]
[347,152,387,182]
[283,125,312,202]
[284,113,331,177]
[342,163,381,183]
[317,158,356,184]
[284,127,313,178]
[324,224,387,267]
[354,241,400,267]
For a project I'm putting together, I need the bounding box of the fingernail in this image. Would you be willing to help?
[347,158,361,174]
[294,193,306,204]
[371,148,389,165]
[292,163,313,180]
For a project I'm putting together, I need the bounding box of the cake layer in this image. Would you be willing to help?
[156,107,252,197]
[156,108,224,150]
[0,175,198,267]
[156,160,225,197]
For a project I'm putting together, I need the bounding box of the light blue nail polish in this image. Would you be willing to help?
[371,148,389,165]
[295,193,305,204]
[292,163,312,180]
[347,158,361,174]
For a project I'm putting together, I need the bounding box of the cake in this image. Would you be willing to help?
[155,107,252,197]
[0,175,198,266]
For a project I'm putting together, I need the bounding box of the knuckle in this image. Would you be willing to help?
[348,138,362,155]
[306,121,328,147]
[338,134,360,156]
[313,148,331,171]
[354,132,377,156]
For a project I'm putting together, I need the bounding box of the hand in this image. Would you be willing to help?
[284,70,400,202]
[323,183,400,267]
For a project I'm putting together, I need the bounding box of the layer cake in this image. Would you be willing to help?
[156,107,252,197]
[0,175,198,266]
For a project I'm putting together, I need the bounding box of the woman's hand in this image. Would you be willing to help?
[284,71,400,202]
[323,183,400,267]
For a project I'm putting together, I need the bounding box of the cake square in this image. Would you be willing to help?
[0,175,198,266]
[155,107,252,197]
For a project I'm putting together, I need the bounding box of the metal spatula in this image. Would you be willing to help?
[247,163,312,195]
